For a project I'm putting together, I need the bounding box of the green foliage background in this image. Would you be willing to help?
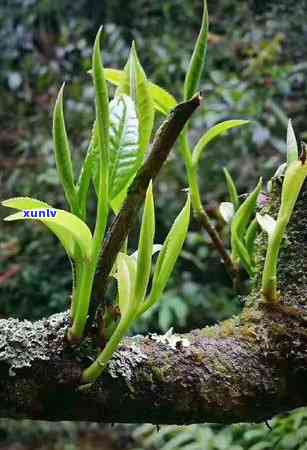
[0,0,307,448]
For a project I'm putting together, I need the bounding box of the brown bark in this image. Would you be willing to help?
[0,179,306,424]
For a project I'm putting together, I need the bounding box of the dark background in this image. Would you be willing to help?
[1,0,307,449]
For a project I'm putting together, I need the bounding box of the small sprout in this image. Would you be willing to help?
[230,178,262,276]
[261,158,307,302]
[134,181,155,305]
[53,83,78,213]
[219,202,235,223]
[140,194,191,314]
[223,168,239,210]
[103,68,177,116]
[245,217,259,262]
[183,0,208,100]
[115,253,137,318]
[77,120,99,220]
[286,119,298,164]
[91,25,110,251]
[119,41,155,163]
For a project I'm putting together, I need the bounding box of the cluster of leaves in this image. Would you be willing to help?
[3,8,209,381]
[1,0,304,325]
[219,169,262,277]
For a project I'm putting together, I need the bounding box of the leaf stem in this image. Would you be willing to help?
[82,311,135,383]
[179,133,237,280]
[68,262,96,342]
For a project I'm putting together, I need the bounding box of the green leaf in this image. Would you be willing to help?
[115,252,137,317]
[52,83,78,212]
[110,187,127,214]
[223,168,239,210]
[148,82,177,116]
[287,118,298,164]
[92,26,110,250]
[192,120,250,166]
[143,194,191,312]
[2,197,93,261]
[231,179,262,276]
[77,120,99,219]
[134,181,155,305]
[93,27,109,167]
[104,68,122,85]
[104,68,177,115]
[108,94,139,199]
[245,217,259,261]
[183,0,208,100]
[118,42,155,162]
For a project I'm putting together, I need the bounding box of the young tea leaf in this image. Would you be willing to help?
[192,120,250,166]
[93,27,109,166]
[231,179,262,276]
[245,217,259,262]
[261,160,307,301]
[115,252,137,318]
[223,168,239,210]
[183,0,208,100]
[110,187,128,214]
[141,194,191,313]
[148,82,177,116]
[134,181,155,305]
[53,83,78,212]
[92,26,110,249]
[287,119,298,164]
[77,120,99,220]
[119,42,154,163]
[108,94,139,200]
[104,68,177,115]
[2,197,93,261]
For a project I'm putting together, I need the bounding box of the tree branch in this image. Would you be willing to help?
[89,95,202,322]
[0,180,306,423]
[0,304,306,423]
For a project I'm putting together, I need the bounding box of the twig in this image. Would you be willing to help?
[196,207,238,280]
[89,94,202,323]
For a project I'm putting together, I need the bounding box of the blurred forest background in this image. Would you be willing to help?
[1,0,307,449]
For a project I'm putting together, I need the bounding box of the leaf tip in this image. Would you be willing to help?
[93,26,104,59]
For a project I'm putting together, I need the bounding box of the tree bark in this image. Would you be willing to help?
[0,180,306,424]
